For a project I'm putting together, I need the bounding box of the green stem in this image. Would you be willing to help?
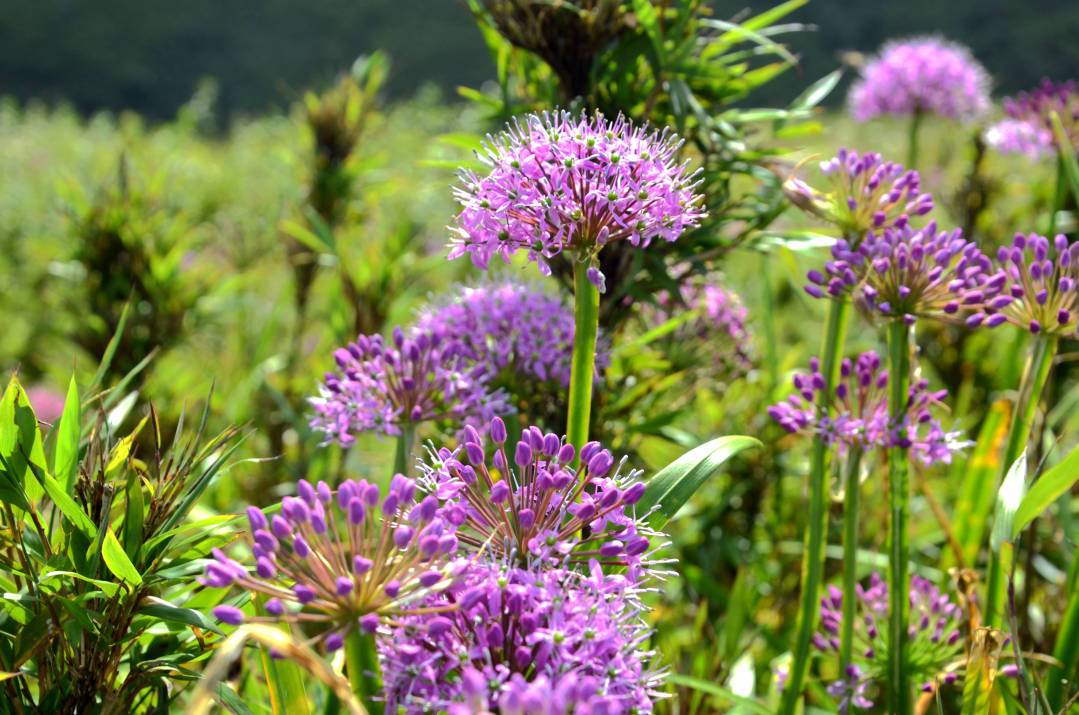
[344,629,381,713]
[778,299,850,715]
[394,424,415,477]
[566,258,600,465]
[759,251,780,395]
[907,109,923,170]
[839,446,864,670]
[985,334,1058,627]
[886,320,912,715]
[1048,151,1067,236]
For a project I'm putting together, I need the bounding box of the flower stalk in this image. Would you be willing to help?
[840,446,864,669]
[886,319,913,715]
[394,423,415,477]
[907,108,923,170]
[778,298,850,714]
[344,629,381,712]
[567,255,601,464]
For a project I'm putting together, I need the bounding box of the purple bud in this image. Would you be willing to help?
[247,506,267,532]
[270,515,293,540]
[353,556,372,575]
[622,481,647,504]
[385,580,401,598]
[394,526,415,548]
[586,267,606,294]
[419,570,442,588]
[360,613,380,634]
[265,598,285,616]
[294,584,316,603]
[213,605,245,625]
[335,577,353,596]
[490,417,508,443]
[514,441,532,467]
[490,481,510,504]
[292,535,310,559]
[427,617,453,637]
[587,451,614,478]
[557,443,575,464]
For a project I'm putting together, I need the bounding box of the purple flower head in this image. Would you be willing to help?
[965,232,1079,336]
[809,221,996,325]
[984,118,1053,160]
[814,573,967,709]
[767,350,966,466]
[413,278,610,391]
[449,110,705,282]
[419,419,672,581]
[640,275,753,382]
[201,477,465,651]
[997,78,1079,156]
[848,37,989,122]
[381,559,666,714]
[785,149,932,239]
[310,327,510,446]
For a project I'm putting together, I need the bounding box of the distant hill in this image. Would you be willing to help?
[1,0,1077,120]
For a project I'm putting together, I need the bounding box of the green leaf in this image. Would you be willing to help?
[37,570,120,598]
[29,461,97,539]
[991,452,1026,554]
[631,0,664,64]
[789,68,843,112]
[86,301,131,396]
[667,673,772,714]
[140,600,222,634]
[0,374,47,504]
[1013,440,1079,537]
[123,467,145,563]
[1049,112,1079,206]
[216,682,255,715]
[105,415,148,481]
[102,527,142,586]
[638,435,760,528]
[53,375,81,495]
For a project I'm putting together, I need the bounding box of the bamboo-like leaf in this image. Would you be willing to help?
[789,68,843,112]
[27,460,97,539]
[960,627,1009,715]
[991,452,1026,554]
[86,301,131,396]
[637,435,760,528]
[54,374,81,495]
[1049,112,1079,206]
[123,466,145,562]
[950,400,1009,568]
[0,374,47,504]
[102,527,142,586]
[1012,440,1079,537]
[667,673,772,714]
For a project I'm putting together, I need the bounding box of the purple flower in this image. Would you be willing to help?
[412,278,610,390]
[965,232,1079,336]
[640,275,753,382]
[449,111,705,283]
[984,118,1053,160]
[419,418,670,581]
[848,37,989,122]
[381,559,666,714]
[200,476,465,650]
[310,326,509,446]
[995,78,1079,155]
[767,351,966,466]
[808,221,996,326]
[814,573,967,709]
[784,149,932,239]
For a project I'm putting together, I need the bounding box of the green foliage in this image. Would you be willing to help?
[0,372,241,713]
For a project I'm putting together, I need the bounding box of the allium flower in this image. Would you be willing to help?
[412,278,609,390]
[984,118,1053,160]
[310,326,509,445]
[848,37,990,122]
[381,558,665,714]
[419,418,670,579]
[994,78,1079,156]
[784,149,932,238]
[965,232,1079,335]
[201,475,464,650]
[806,221,996,326]
[814,573,966,711]
[767,351,965,466]
[640,275,753,382]
[449,110,705,280]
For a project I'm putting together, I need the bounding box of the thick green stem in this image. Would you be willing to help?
[907,110,923,170]
[566,258,600,465]
[393,424,415,478]
[839,446,864,669]
[886,320,912,715]
[778,299,851,715]
[759,252,780,394]
[985,334,1058,627]
[344,629,381,713]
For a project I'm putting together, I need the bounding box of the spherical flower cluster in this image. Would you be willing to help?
[767,351,964,466]
[202,475,464,651]
[848,37,990,122]
[806,221,996,325]
[640,276,753,382]
[419,418,670,579]
[381,559,663,714]
[310,326,509,445]
[984,118,1052,161]
[412,279,610,390]
[965,232,1079,336]
[449,110,705,280]
[990,78,1079,157]
[784,149,932,238]
[815,573,966,711]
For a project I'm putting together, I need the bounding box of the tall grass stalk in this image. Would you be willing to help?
[985,334,1058,627]
[886,320,912,715]
[567,256,600,466]
[778,299,850,715]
